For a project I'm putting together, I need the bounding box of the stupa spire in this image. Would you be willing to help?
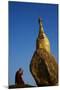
[36,18,50,53]
[38,18,44,38]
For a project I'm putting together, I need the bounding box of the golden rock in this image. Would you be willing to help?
[30,18,58,86]
[30,48,58,86]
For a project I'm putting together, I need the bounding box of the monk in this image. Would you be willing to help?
[15,68,24,85]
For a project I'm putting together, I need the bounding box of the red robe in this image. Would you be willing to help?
[15,70,24,85]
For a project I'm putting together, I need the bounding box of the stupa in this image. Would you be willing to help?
[30,18,58,86]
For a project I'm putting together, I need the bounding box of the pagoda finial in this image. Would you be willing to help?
[38,17,44,37]
[38,17,42,25]
[37,17,50,53]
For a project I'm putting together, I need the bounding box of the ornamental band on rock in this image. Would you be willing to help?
[30,18,58,86]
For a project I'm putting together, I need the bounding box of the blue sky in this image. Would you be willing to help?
[9,2,58,86]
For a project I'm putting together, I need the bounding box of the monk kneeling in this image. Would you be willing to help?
[15,68,24,86]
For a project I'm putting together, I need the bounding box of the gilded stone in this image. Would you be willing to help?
[30,49,58,86]
[30,18,58,86]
